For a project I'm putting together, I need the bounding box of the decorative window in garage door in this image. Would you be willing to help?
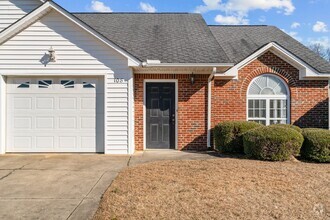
[61,80,75,88]
[38,80,52,89]
[83,81,95,88]
[18,82,30,88]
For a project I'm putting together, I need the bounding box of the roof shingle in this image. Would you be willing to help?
[209,25,330,73]
[74,13,231,64]
[73,13,330,72]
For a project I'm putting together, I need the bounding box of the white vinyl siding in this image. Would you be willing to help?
[0,10,131,154]
[0,0,41,31]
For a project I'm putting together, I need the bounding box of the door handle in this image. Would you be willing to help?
[171,114,175,122]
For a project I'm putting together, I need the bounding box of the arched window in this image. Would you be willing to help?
[247,74,290,125]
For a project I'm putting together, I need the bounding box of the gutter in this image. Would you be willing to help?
[207,67,216,148]
[141,61,234,68]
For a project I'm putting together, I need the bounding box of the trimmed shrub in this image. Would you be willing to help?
[243,126,304,161]
[269,124,302,133]
[214,121,263,153]
[301,128,330,163]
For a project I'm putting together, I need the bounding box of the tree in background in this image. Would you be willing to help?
[309,43,330,62]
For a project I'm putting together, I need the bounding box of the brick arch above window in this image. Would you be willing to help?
[239,66,298,100]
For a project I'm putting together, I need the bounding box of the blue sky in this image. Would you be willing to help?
[54,0,330,49]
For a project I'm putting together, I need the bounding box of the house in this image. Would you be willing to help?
[0,0,329,154]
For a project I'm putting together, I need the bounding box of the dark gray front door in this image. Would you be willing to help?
[146,83,175,149]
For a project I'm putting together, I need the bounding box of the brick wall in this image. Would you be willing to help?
[212,51,329,129]
[134,74,209,151]
[134,52,329,151]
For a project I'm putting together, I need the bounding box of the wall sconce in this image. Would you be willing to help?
[190,72,195,85]
[48,46,56,62]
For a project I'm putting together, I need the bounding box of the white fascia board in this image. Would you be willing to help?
[217,42,328,80]
[0,1,141,67]
[142,63,234,67]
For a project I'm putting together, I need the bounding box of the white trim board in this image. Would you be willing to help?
[0,1,141,67]
[143,79,178,150]
[215,42,330,80]
[142,62,234,68]
[0,76,6,154]
[128,68,135,154]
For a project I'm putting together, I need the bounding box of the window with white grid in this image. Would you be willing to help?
[247,74,289,126]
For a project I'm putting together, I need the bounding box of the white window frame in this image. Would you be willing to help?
[247,74,290,126]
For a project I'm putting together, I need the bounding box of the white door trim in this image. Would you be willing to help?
[143,79,178,150]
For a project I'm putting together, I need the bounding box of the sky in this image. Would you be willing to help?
[53,0,330,49]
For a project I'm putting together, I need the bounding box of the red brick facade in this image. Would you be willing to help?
[212,51,329,129]
[134,51,329,151]
[134,74,209,151]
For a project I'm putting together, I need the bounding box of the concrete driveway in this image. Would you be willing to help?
[0,151,216,220]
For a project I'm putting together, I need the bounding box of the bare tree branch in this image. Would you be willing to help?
[309,43,330,62]
[326,48,330,62]
[309,43,326,60]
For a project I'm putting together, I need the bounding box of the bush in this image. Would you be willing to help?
[269,124,302,133]
[243,126,304,161]
[301,128,330,163]
[214,121,263,153]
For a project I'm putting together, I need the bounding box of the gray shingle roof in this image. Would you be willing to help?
[73,13,330,72]
[209,25,330,73]
[73,13,231,64]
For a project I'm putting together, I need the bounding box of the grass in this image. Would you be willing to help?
[94,158,330,220]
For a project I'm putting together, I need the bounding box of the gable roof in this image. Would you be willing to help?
[209,25,330,73]
[1,1,329,71]
[73,13,231,64]
[0,1,141,66]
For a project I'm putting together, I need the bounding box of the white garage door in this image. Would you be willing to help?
[6,77,104,153]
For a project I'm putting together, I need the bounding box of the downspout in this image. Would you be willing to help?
[207,67,216,148]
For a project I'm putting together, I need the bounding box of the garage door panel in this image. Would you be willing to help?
[36,117,55,129]
[59,117,77,129]
[36,136,55,149]
[36,97,55,109]
[81,137,96,149]
[59,97,77,110]
[81,117,95,129]
[6,76,104,153]
[58,136,77,149]
[13,97,32,109]
[14,117,32,129]
[13,136,33,150]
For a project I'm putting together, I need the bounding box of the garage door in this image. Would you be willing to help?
[6,77,104,153]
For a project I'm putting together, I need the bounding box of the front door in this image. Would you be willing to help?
[146,82,175,149]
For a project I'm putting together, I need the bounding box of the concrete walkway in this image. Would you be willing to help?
[0,151,217,220]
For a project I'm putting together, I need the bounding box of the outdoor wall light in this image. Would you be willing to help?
[190,72,195,85]
[48,46,56,62]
